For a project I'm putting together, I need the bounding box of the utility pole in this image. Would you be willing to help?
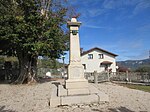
[61,53,65,78]
[62,55,65,69]
[149,50,150,59]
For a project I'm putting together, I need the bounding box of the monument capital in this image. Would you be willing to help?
[67,18,81,27]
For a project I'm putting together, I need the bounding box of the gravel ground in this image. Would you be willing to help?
[0,82,150,112]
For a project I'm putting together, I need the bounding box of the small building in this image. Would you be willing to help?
[81,47,118,73]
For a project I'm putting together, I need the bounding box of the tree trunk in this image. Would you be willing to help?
[14,51,38,84]
[28,55,38,83]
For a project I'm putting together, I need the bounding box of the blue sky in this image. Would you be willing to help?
[61,0,150,63]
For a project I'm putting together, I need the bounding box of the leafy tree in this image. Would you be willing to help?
[0,56,19,69]
[37,57,63,69]
[135,65,150,73]
[0,0,75,84]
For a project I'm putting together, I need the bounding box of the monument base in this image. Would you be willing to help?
[65,79,89,95]
[49,82,109,107]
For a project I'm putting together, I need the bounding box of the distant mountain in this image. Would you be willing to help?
[117,58,150,70]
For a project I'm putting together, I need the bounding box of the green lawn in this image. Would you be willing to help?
[118,83,150,93]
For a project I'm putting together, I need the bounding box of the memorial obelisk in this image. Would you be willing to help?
[65,18,89,95]
[50,18,109,107]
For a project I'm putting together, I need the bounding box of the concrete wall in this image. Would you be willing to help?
[81,49,116,73]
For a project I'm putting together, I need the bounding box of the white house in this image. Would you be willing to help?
[81,47,118,73]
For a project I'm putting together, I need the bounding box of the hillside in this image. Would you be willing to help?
[117,58,150,70]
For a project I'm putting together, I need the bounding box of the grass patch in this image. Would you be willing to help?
[118,83,150,92]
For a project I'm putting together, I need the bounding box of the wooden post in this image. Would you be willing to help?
[107,71,110,81]
[126,71,129,83]
[94,71,98,84]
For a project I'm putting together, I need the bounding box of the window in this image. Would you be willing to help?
[99,54,104,59]
[82,64,86,69]
[88,54,93,59]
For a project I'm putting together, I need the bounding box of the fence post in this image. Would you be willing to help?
[126,71,129,82]
[148,73,150,83]
[107,71,110,81]
[94,71,98,84]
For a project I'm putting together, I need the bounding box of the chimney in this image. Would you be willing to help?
[80,48,83,54]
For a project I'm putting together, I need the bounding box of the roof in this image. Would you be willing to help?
[101,61,113,65]
[81,47,118,57]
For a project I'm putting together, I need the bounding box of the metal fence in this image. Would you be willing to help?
[0,69,19,81]
[0,68,64,81]
[84,71,150,84]
[111,72,150,83]
[1,67,150,84]
[37,67,64,78]
[84,71,109,83]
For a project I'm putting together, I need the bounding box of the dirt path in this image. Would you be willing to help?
[95,82,150,112]
[0,82,52,112]
[0,82,150,112]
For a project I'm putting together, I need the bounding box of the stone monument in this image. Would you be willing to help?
[49,18,109,107]
[65,18,89,95]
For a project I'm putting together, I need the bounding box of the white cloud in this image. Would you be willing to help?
[79,8,107,18]
[67,0,149,61]
[83,24,110,29]
[80,0,102,6]
[69,0,101,7]
[102,0,150,15]
[81,38,147,61]
[133,0,150,15]
[125,50,149,60]
[103,0,120,9]
[70,0,150,18]
[136,24,150,32]
[123,0,139,6]
[88,8,106,17]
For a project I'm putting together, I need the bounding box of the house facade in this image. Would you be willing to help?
[81,47,118,73]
